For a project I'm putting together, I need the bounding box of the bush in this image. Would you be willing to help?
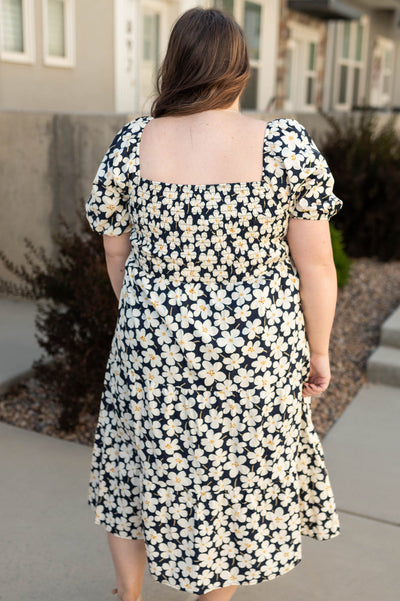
[330,223,352,288]
[319,108,400,260]
[0,213,117,432]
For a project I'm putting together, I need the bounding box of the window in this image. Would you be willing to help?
[335,17,368,110]
[370,36,394,108]
[42,0,75,67]
[284,23,319,112]
[241,1,262,109]
[213,0,234,14]
[212,0,264,110]
[140,7,161,110]
[0,0,35,63]
[285,44,293,103]
[305,41,317,106]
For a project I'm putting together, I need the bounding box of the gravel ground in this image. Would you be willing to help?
[1,257,399,446]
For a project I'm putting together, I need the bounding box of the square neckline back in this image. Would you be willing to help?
[136,115,277,189]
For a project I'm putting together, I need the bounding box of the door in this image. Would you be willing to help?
[114,0,140,113]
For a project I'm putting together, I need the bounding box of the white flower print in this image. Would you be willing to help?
[209,289,231,311]
[216,329,245,353]
[198,361,225,386]
[86,115,342,596]
[204,188,221,210]
[194,319,218,343]
[213,309,235,330]
[223,353,245,372]
[250,289,272,317]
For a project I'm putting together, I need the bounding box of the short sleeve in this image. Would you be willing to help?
[280,119,343,221]
[85,122,138,236]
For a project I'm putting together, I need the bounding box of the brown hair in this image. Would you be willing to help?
[151,8,250,118]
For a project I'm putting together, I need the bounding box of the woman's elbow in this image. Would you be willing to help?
[297,258,337,282]
[103,233,131,258]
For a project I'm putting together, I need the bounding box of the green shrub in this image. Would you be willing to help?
[330,222,352,288]
[320,108,400,260]
[0,213,117,432]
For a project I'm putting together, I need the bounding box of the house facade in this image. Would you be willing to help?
[324,0,400,111]
[0,0,399,114]
[0,0,280,114]
[280,0,400,112]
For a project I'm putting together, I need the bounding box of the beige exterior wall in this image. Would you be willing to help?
[0,0,115,113]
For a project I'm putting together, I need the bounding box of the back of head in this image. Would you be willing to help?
[151,8,250,118]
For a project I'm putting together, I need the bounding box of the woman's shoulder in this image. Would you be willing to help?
[264,117,307,136]
[119,115,151,137]
[238,115,309,146]
[262,117,316,156]
[104,116,151,157]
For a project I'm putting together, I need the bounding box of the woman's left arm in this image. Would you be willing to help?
[103,233,132,300]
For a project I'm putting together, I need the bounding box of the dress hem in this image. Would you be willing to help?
[89,501,341,595]
[146,553,303,596]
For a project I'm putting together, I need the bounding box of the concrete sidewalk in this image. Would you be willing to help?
[0,297,41,392]
[1,298,399,600]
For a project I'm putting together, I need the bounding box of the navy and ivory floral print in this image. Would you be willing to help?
[86,116,342,596]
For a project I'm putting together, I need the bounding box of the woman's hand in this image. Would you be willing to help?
[302,353,331,397]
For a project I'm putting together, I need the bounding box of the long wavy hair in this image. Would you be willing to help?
[151,8,250,118]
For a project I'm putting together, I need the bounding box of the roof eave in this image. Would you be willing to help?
[288,0,363,20]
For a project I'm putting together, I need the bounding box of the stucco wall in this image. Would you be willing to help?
[0,110,136,283]
[0,0,115,113]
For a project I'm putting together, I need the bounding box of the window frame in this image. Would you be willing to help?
[370,35,394,108]
[304,40,318,108]
[284,22,319,113]
[333,16,369,111]
[0,0,35,64]
[210,0,265,111]
[139,0,169,113]
[42,0,75,68]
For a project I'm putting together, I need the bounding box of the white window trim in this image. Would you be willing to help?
[138,0,170,113]
[240,0,264,111]
[284,21,320,113]
[209,0,276,112]
[0,0,35,64]
[42,0,75,68]
[371,35,395,107]
[304,41,318,109]
[333,15,369,112]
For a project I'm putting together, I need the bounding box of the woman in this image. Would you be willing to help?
[86,7,342,601]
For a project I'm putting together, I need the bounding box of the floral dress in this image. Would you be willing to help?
[85,116,343,596]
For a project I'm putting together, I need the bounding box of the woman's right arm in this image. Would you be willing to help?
[286,219,338,397]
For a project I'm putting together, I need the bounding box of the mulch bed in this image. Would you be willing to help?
[1,257,400,446]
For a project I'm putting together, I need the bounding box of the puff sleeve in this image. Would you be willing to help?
[281,119,343,220]
[85,123,137,236]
